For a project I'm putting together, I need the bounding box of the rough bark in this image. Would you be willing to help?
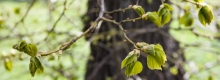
[84,0,185,80]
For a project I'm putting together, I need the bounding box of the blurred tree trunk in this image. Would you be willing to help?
[84,0,185,80]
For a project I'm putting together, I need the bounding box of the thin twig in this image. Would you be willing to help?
[9,0,36,35]
[44,0,68,41]
[104,5,133,14]
[100,17,138,48]
[39,21,99,56]
[136,0,139,5]
[120,17,142,23]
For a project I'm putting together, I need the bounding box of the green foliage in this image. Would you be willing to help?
[13,40,43,77]
[180,12,194,26]
[13,40,38,57]
[198,5,214,26]
[121,43,166,76]
[132,5,145,17]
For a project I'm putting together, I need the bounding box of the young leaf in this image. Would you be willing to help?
[147,44,166,70]
[125,61,143,76]
[198,5,214,26]
[132,5,145,16]
[160,10,171,26]
[163,3,173,11]
[4,58,12,71]
[19,40,27,51]
[142,44,155,56]
[121,51,137,69]
[158,4,172,26]
[29,58,37,77]
[24,44,38,57]
[29,57,44,77]
[180,12,194,26]
[147,12,161,27]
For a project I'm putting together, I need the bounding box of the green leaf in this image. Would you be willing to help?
[160,10,171,26]
[163,3,173,11]
[147,44,166,70]
[12,40,27,52]
[19,40,27,51]
[147,12,161,27]
[180,12,194,26]
[24,44,38,57]
[132,5,145,16]
[29,57,44,77]
[4,58,12,71]
[198,5,214,26]
[125,61,143,76]
[198,11,206,26]
[121,51,137,69]
[158,8,167,17]
[29,59,37,77]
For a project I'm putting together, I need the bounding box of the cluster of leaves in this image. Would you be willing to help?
[132,3,173,27]
[180,0,214,26]
[12,40,43,77]
[121,42,166,76]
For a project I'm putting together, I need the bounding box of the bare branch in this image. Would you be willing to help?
[105,5,133,14]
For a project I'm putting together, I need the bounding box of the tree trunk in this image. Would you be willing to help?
[84,0,185,80]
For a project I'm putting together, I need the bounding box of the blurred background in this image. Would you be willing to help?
[0,0,220,80]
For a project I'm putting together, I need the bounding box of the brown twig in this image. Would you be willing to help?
[100,17,138,48]
[104,5,133,14]
[44,0,68,41]
[8,0,36,35]
[120,17,142,23]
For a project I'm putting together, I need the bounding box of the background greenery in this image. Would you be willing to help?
[0,0,220,80]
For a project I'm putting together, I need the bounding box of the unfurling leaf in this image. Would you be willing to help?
[121,51,137,69]
[29,57,44,77]
[147,12,161,27]
[125,61,143,76]
[157,3,172,26]
[24,44,38,57]
[142,44,155,55]
[162,3,173,11]
[147,44,166,70]
[4,58,12,71]
[198,5,214,26]
[13,41,38,57]
[13,40,27,52]
[132,5,145,16]
[180,12,194,26]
